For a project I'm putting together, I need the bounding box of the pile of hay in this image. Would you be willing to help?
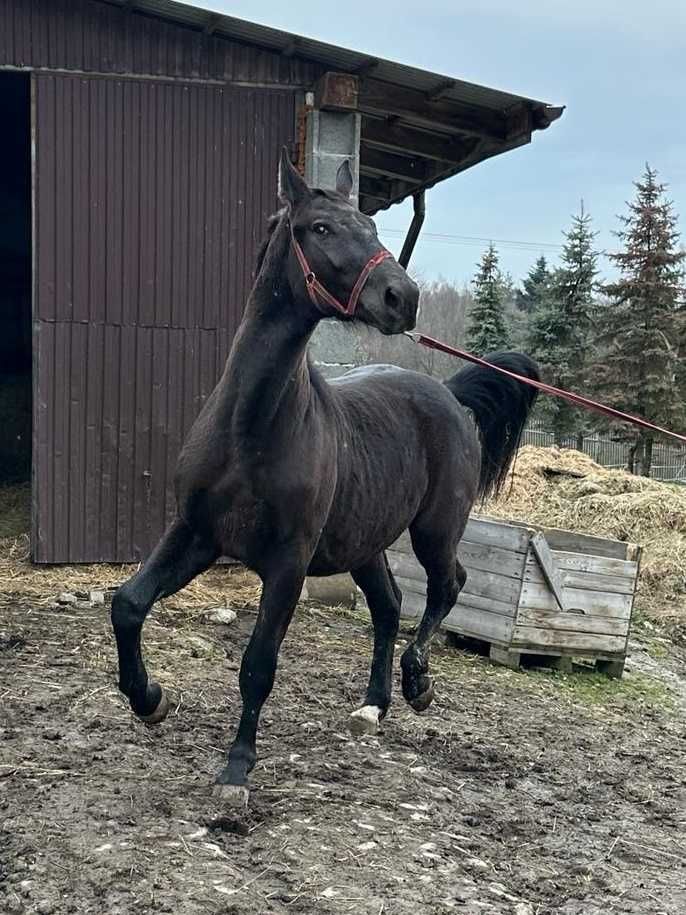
[484,446,686,620]
[0,483,261,611]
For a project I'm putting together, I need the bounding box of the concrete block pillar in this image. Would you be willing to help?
[304,74,362,204]
[305,109,362,204]
[304,73,364,374]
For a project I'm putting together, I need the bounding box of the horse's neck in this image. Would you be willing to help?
[212,213,320,441]
[216,289,318,441]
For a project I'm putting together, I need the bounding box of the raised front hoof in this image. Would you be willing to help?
[134,684,170,725]
[406,679,435,714]
[349,705,382,737]
[212,782,250,809]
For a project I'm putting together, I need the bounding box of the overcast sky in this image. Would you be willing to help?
[203,0,685,286]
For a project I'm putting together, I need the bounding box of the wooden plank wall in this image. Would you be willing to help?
[388,517,529,646]
[388,515,639,659]
[511,548,638,656]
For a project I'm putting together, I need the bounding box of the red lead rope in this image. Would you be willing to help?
[405,331,686,446]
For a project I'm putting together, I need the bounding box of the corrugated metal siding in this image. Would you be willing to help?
[103,0,548,111]
[0,0,319,85]
[33,72,295,562]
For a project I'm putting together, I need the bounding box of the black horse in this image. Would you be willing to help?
[111,150,540,804]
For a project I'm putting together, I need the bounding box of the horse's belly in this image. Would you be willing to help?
[308,500,420,576]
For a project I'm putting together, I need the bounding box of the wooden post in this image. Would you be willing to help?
[489,645,521,671]
[596,659,625,679]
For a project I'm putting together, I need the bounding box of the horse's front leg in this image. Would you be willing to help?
[214,556,307,806]
[111,519,218,721]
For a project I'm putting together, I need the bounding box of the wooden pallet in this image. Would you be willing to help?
[443,632,625,678]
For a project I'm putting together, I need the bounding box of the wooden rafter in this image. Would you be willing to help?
[358,77,508,139]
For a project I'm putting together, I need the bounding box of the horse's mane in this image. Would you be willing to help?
[251,206,330,399]
[254,208,287,277]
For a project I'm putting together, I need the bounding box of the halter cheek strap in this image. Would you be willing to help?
[289,222,393,317]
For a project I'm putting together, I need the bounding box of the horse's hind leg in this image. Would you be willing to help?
[111,519,218,722]
[348,552,402,736]
[400,525,466,713]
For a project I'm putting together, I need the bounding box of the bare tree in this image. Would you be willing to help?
[354,277,471,377]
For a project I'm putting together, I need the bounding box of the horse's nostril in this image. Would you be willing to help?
[384,286,401,310]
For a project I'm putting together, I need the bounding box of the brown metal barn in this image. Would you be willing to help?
[0,0,562,563]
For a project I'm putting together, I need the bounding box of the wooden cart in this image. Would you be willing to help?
[388,516,641,678]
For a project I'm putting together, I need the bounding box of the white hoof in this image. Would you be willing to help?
[349,705,381,736]
[212,783,250,809]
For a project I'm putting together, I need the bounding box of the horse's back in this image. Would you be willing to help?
[328,363,463,419]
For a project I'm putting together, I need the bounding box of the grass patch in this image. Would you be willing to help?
[0,482,30,539]
[527,666,674,710]
[644,638,670,660]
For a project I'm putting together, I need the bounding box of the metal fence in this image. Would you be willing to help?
[521,423,686,483]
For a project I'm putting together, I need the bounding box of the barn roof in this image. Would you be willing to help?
[106,0,564,213]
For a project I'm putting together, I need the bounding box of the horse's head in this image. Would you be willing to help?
[278,149,419,334]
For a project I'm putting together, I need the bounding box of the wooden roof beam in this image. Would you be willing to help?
[359,145,429,184]
[362,117,481,165]
[353,57,380,77]
[358,77,508,139]
[427,77,456,102]
[358,174,395,204]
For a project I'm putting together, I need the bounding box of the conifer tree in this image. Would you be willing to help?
[517,256,551,315]
[592,165,685,475]
[527,204,598,444]
[466,244,510,355]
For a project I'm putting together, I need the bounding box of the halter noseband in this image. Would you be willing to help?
[288,222,393,317]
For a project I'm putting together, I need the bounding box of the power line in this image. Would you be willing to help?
[377,226,566,254]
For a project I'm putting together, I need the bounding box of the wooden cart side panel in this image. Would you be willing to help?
[523,552,639,599]
[390,516,530,642]
[512,540,638,655]
[516,608,630,637]
[392,538,525,580]
[396,574,518,618]
[536,549,639,578]
[444,601,516,646]
[390,516,640,663]
[518,581,633,620]
[391,516,532,558]
[399,592,515,646]
[510,626,627,655]
[388,553,523,606]
[623,545,643,657]
[480,514,629,560]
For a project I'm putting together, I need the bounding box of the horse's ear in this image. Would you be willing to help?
[335,159,354,198]
[278,147,310,210]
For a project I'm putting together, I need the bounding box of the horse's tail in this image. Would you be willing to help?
[444,352,540,500]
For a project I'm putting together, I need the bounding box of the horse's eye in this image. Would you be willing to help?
[312,223,330,236]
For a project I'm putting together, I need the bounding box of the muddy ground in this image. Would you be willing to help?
[1,593,685,915]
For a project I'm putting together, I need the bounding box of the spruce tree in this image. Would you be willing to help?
[466,243,510,355]
[517,256,551,315]
[526,204,598,444]
[592,165,685,475]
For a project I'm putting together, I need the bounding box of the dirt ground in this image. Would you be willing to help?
[1,588,686,915]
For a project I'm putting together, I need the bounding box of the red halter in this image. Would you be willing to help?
[289,222,393,317]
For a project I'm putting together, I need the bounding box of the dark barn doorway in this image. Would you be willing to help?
[0,72,31,487]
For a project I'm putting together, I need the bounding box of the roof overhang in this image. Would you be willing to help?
[105,0,564,214]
